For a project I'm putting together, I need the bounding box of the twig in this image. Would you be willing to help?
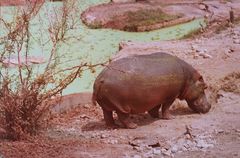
[184,125,193,139]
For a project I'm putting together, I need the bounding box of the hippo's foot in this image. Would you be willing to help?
[162,100,175,120]
[162,113,175,120]
[105,122,119,129]
[116,111,138,129]
[148,105,161,118]
[122,121,137,129]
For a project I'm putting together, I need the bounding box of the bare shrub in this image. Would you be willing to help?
[0,0,106,140]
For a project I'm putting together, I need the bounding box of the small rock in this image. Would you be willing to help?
[133,155,142,158]
[119,41,133,50]
[215,129,224,134]
[83,104,91,108]
[176,138,185,145]
[196,139,208,149]
[183,144,190,150]
[163,141,172,150]
[145,145,152,150]
[80,114,90,119]
[182,146,188,151]
[207,144,214,148]
[191,44,199,51]
[228,48,234,53]
[223,52,230,58]
[185,134,191,139]
[203,49,207,53]
[171,145,179,153]
[233,35,239,39]
[161,148,167,153]
[143,151,154,158]
[162,150,172,156]
[233,39,240,44]
[186,140,194,146]
[123,154,131,158]
[199,4,207,10]
[192,146,199,151]
[101,134,107,139]
[195,39,201,44]
[198,51,213,58]
[153,148,161,155]
[235,129,240,133]
[109,139,118,144]
[133,146,144,152]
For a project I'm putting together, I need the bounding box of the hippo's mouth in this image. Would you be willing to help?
[187,95,211,113]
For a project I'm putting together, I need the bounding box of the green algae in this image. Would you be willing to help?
[0,0,206,95]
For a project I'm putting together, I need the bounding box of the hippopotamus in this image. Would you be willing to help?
[92,52,211,129]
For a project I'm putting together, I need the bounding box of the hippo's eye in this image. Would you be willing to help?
[197,76,207,90]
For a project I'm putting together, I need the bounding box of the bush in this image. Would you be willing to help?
[0,0,105,140]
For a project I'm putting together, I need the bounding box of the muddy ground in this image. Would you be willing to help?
[1,1,240,158]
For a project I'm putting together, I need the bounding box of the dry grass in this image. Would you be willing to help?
[123,9,181,31]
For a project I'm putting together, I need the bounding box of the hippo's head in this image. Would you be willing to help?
[184,75,211,113]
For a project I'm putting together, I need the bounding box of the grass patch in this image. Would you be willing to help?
[123,9,182,31]
[220,72,240,94]
[87,21,103,29]
[234,17,240,25]
[180,28,202,39]
[215,22,230,34]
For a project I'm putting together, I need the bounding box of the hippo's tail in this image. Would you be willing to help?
[92,80,104,106]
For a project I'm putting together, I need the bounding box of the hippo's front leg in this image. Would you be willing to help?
[116,111,137,129]
[162,100,175,119]
[148,104,161,118]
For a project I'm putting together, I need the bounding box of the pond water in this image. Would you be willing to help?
[0,0,206,95]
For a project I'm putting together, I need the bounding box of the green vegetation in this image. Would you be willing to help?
[87,21,103,29]
[221,0,231,3]
[123,9,182,31]
[180,29,202,39]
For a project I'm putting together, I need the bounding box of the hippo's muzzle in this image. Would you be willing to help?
[187,94,211,113]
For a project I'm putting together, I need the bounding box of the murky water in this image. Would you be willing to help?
[0,0,206,95]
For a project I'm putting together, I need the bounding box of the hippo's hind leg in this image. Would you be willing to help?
[116,111,137,129]
[102,108,117,128]
[162,100,175,120]
[148,105,161,118]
